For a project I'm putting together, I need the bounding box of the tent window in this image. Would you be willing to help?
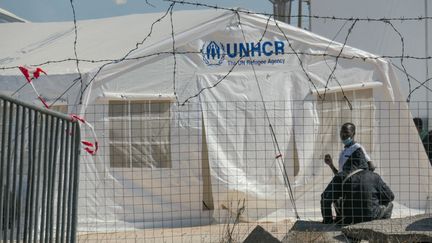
[109,100,171,168]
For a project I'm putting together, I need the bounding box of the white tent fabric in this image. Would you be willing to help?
[0,8,28,23]
[0,9,431,231]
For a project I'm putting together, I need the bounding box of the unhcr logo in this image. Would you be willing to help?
[202,40,286,66]
[202,41,225,66]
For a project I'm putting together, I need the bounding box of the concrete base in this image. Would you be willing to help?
[281,220,350,243]
[342,214,432,243]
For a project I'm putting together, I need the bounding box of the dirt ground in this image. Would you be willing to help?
[77,220,293,243]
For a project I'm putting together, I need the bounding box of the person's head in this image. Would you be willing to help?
[340,122,355,145]
[413,117,423,133]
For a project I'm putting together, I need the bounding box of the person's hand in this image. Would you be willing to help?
[324,154,333,166]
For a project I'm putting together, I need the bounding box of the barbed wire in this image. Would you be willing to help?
[3,0,431,108]
[322,19,358,108]
[1,0,431,228]
[392,63,432,94]
[69,0,84,103]
[48,3,176,108]
[321,20,349,103]
[170,4,178,104]
[145,0,156,8]
[1,52,431,71]
[177,13,274,106]
[164,0,431,105]
[384,20,412,102]
[164,0,432,22]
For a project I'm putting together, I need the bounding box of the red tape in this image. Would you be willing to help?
[18,66,47,83]
[17,66,99,157]
[70,114,86,123]
[83,141,98,155]
[38,96,50,109]
[81,140,94,147]
[33,68,47,79]
[18,66,32,82]
[18,66,49,108]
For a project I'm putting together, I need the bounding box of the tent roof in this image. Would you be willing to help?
[0,8,28,23]
[0,9,229,75]
[0,8,381,76]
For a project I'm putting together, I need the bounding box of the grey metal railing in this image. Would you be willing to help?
[0,94,81,243]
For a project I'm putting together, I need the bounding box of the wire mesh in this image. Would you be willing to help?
[1,1,432,242]
[69,99,432,242]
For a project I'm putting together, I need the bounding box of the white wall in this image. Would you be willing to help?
[310,0,432,128]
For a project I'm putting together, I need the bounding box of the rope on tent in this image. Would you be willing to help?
[236,11,300,220]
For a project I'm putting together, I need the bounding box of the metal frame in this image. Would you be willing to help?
[0,93,81,242]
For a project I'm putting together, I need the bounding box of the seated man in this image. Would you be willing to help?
[321,122,375,224]
[337,168,394,225]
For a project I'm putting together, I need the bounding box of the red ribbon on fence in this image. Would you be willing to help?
[38,96,50,109]
[70,114,86,123]
[83,141,99,155]
[18,66,99,156]
[18,66,47,83]
[18,66,49,108]
[70,114,99,156]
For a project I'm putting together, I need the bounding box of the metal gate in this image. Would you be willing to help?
[0,94,81,242]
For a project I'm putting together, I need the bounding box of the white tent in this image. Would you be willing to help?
[0,9,431,231]
[0,8,28,23]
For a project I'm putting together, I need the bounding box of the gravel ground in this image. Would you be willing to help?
[77,220,293,243]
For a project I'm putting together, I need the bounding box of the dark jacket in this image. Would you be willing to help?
[321,143,371,224]
[339,170,394,225]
